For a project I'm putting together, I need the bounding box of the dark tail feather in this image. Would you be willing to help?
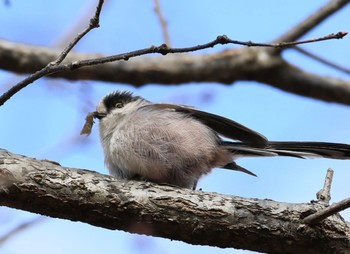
[223,141,350,159]
[267,141,350,159]
[221,141,350,176]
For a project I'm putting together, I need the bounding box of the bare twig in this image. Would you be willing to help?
[301,168,350,225]
[316,168,334,204]
[0,32,346,107]
[154,0,171,46]
[0,1,102,99]
[49,0,104,66]
[228,32,347,48]
[0,216,46,245]
[0,0,105,107]
[53,1,109,48]
[294,46,350,75]
[303,197,350,225]
[67,32,346,58]
[274,0,350,43]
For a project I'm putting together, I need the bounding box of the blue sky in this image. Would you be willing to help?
[0,1,349,254]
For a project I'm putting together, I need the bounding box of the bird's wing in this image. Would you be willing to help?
[142,103,268,148]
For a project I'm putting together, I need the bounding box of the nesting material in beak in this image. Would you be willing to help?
[80,111,97,136]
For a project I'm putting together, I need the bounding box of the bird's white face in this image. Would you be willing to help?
[96,100,108,117]
[96,91,151,144]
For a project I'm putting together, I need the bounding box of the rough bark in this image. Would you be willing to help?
[0,148,349,254]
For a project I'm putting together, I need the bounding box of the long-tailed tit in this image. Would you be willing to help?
[81,91,350,189]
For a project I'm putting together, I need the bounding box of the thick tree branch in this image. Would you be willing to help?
[0,149,349,254]
[254,56,350,105]
[1,1,349,108]
[1,41,350,105]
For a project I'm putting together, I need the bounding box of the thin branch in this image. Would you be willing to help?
[154,0,171,46]
[0,0,105,107]
[301,168,350,225]
[53,1,108,48]
[294,46,350,75]
[0,216,46,245]
[316,168,334,204]
[49,0,104,66]
[0,66,63,107]
[303,197,350,225]
[0,1,104,105]
[229,32,347,48]
[0,32,346,107]
[65,32,346,62]
[274,0,350,43]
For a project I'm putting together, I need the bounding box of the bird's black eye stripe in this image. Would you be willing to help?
[103,91,141,112]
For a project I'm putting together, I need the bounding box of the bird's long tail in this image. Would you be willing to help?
[222,141,350,176]
[225,141,350,159]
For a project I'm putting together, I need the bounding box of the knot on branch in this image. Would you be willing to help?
[157,43,170,55]
[334,31,348,39]
[216,35,229,44]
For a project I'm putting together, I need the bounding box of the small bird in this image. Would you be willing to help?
[81,90,350,189]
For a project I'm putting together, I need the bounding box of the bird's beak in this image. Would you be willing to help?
[94,112,107,120]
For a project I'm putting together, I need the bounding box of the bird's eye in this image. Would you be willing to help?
[115,102,123,108]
